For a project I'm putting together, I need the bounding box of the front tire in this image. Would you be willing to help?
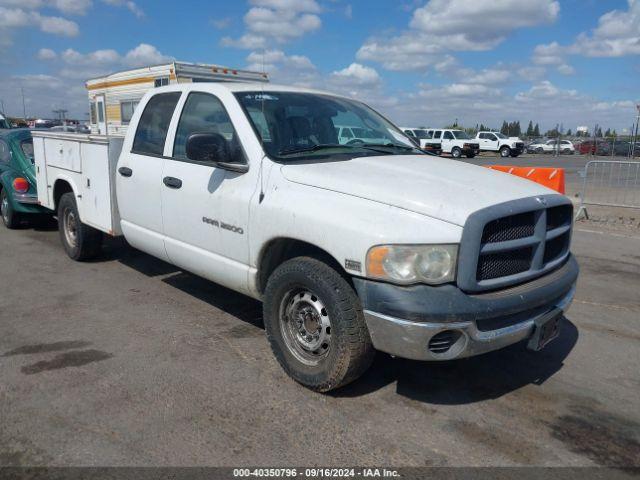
[451,147,462,159]
[263,257,374,392]
[58,192,103,261]
[465,153,475,158]
[500,146,511,158]
[0,188,20,229]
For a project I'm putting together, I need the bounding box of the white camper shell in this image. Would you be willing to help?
[86,62,269,136]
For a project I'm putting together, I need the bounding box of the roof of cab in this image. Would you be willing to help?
[153,81,353,101]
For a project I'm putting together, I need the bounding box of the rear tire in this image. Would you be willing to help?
[500,146,511,158]
[263,257,374,392]
[58,192,103,261]
[451,147,462,159]
[0,188,21,229]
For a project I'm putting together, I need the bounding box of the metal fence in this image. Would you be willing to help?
[576,160,640,219]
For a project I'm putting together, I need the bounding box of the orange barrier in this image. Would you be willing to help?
[485,165,566,194]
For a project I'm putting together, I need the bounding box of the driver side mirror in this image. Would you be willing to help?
[186,133,248,173]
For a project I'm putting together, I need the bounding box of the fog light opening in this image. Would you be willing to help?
[428,330,463,355]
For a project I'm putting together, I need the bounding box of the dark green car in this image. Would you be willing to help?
[0,129,49,228]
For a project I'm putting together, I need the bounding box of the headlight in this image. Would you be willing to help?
[366,244,458,285]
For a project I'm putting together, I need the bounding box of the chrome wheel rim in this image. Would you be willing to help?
[279,289,332,366]
[63,207,78,248]
[1,194,8,224]
[501,148,509,157]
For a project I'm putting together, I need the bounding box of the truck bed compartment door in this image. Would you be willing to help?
[32,136,50,208]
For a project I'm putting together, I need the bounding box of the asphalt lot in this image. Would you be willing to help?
[1,215,639,467]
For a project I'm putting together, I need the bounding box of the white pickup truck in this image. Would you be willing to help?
[476,131,525,158]
[420,129,480,158]
[32,83,578,392]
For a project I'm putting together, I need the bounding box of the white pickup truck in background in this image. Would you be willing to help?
[420,128,480,158]
[32,83,578,392]
[476,131,525,158]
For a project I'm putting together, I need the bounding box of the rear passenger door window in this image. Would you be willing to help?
[132,92,181,156]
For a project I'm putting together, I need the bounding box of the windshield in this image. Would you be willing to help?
[235,91,419,160]
[495,132,507,139]
[452,130,471,140]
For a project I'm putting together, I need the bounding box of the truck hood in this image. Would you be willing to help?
[281,155,553,226]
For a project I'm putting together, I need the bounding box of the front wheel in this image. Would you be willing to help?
[1,188,21,229]
[263,257,374,392]
[58,192,103,261]
[465,153,475,158]
[500,146,511,158]
[451,147,462,158]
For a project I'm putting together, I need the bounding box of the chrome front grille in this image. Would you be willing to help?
[458,195,573,292]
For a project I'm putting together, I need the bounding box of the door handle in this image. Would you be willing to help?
[118,167,133,177]
[163,176,182,189]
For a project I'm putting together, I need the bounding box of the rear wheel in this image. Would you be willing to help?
[451,147,462,158]
[263,257,374,392]
[0,188,20,229]
[500,146,511,158]
[58,192,103,261]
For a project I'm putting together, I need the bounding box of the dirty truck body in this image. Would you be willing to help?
[32,82,578,391]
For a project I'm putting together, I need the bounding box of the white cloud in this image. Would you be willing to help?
[123,43,173,66]
[222,0,321,48]
[517,66,546,81]
[330,63,380,86]
[532,41,564,65]
[557,63,575,75]
[61,47,120,65]
[37,47,57,59]
[0,0,92,15]
[571,0,640,57]
[245,49,316,87]
[100,0,143,18]
[531,0,640,65]
[375,79,637,134]
[357,0,559,71]
[37,13,78,35]
[0,7,79,35]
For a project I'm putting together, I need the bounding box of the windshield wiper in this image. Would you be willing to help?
[278,144,351,156]
[359,143,421,153]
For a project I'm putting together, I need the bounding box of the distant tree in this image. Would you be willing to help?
[500,120,509,135]
[604,128,611,137]
[526,120,534,137]
[612,129,617,137]
[545,128,559,138]
[566,128,572,136]
[533,123,540,137]
[595,126,603,137]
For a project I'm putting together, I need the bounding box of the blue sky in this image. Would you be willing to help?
[1,0,639,132]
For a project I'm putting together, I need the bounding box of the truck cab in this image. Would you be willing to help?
[33,82,578,392]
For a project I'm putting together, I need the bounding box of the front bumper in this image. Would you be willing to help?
[353,255,578,361]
